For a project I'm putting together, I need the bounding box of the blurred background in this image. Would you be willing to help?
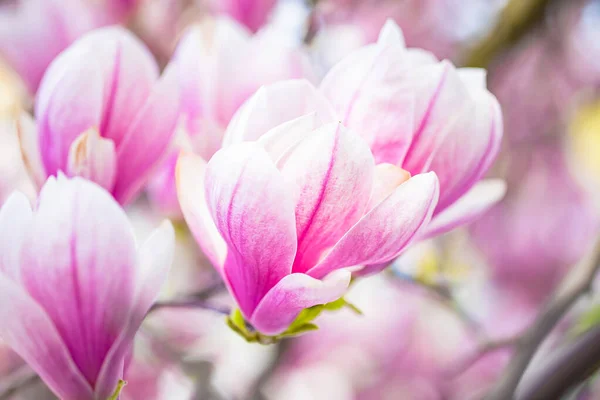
[1,0,600,399]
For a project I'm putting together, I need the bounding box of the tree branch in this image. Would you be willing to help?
[485,241,600,400]
[516,319,600,399]
[0,366,39,400]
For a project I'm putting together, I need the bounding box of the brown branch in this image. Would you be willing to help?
[485,241,600,400]
[148,280,229,315]
[465,0,554,68]
[448,335,520,377]
[0,366,39,400]
[515,319,600,399]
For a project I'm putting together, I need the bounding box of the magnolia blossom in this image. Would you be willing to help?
[147,17,314,216]
[0,0,137,93]
[225,21,505,248]
[178,119,439,335]
[208,0,278,32]
[35,27,180,205]
[0,175,174,400]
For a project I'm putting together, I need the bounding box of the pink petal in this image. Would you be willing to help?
[428,78,503,212]
[204,143,297,317]
[173,19,251,157]
[367,163,411,211]
[257,113,320,162]
[400,62,471,174]
[277,123,375,273]
[35,44,105,176]
[421,179,507,240]
[308,172,439,279]
[176,152,227,270]
[95,221,174,400]
[211,0,277,32]
[19,176,138,387]
[0,275,94,399]
[67,128,117,192]
[251,269,351,335]
[84,27,159,149]
[16,112,46,190]
[0,118,37,205]
[0,192,32,281]
[112,63,180,205]
[222,79,336,147]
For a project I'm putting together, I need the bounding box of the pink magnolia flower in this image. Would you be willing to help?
[0,0,137,93]
[207,0,277,32]
[177,118,440,335]
[0,175,174,400]
[147,17,314,217]
[320,20,505,241]
[224,21,505,251]
[35,26,180,205]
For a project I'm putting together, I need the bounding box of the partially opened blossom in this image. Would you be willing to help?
[207,0,278,32]
[223,21,504,256]
[320,20,505,240]
[0,175,174,400]
[0,0,137,93]
[147,17,314,216]
[36,26,180,205]
[178,121,439,336]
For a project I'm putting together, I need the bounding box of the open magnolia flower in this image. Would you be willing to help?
[177,121,439,336]
[0,175,174,400]
[34,26,180,205]
[226,20,505,248]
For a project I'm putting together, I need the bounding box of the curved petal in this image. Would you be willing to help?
[251,269,351,335]
[205,143,297,317]
[277,123,375,273]
[174,19,251,156]
[421,179,507,240]
[36,44,105,176]
[19,176,137,387]
[0,191,32,281]
[222,79,336,146]
[308,172,439,279]
[258,113,320,162]
[0,275,94,399]
[95,221,174,400]
[16,112,46,190]
[67,128,117,192]
[176,152,228,270]
[112,63,180,205]
[429,87,503,212]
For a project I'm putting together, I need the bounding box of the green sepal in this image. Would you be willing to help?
[107,380,127,400]
[225,297,362,344]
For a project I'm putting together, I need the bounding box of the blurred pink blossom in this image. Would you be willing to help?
[470,145,599,304]
[207,0,277,32]
[147,17,315,217]
[35,27,180,205]
[0,175,174,400]
[0,0,137,93]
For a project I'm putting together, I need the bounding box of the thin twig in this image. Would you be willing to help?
[149,298,231,315]
[0,366,39,400]
[448,335,520,377]
[485,241,600,400]
[516,322,600,399]
[465,0,554,68]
